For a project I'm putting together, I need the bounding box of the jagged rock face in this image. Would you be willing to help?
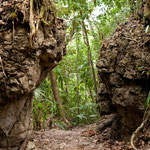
[0,0,66,100]
[0,0,66,149]
[97,17,150,139]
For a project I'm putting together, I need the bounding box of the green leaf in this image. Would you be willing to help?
[115,1,121,9]
[77,114,86,120]
[38,102,43,109]
[144,91,150,109]
[145,25,150,33]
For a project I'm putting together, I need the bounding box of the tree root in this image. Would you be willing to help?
[131,106,150,150]
[29,0,35,48]
[29,0,50,48]
[96,114,117,132]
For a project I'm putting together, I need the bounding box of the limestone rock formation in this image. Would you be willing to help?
[97,17,150,139]
[0,0,66,149]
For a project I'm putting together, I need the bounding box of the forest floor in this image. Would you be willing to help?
[32,124,102,150]
[27,123,140,150]
[25,114,150,150]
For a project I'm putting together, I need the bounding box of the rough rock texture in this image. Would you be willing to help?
[0,0,66,149]
[97,17,150,139]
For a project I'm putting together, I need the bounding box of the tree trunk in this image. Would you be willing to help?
[63,64,70,113]
[88,87,95,102]
[76,36,80,124]
[0,0,66,149]
[50,70,72,127]
[81,13,98,102]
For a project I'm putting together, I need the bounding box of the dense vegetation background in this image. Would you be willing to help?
[32,0,132,129]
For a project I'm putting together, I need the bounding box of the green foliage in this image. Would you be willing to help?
[145,91,150,109]
[32,0,132,129]
[71,102,99,125]
[33,85,58,129]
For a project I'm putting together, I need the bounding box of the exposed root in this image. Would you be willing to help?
[29,0,36,48]
[39,1,50,26]
[131,106,150,150]
[22,0,27,24]
[29,0,51,48]
[96,114,117,132]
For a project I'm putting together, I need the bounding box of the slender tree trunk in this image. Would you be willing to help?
[80,11,98,102]
[66,18,76,43]
[88,20,96,39]
[76,36,80,124]
[63,64,69,113]
[65,83,69,112]
[50,70,72,127]
[85,79,95,102]
[88,19,103,47]
[88,87,95,102]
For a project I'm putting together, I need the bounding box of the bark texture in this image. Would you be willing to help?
[50,70,71,128]
[0,0,66,149]
[97,17,150,139]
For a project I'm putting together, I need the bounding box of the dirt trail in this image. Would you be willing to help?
[27,121,150,150]
[32,124,103,150]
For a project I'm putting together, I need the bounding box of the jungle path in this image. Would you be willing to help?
[30,123,139,150]
[33,124,103,150]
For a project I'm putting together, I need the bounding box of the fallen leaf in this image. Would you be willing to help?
[128,145,133,149]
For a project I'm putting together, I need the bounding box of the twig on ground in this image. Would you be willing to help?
[136,37,150,50]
